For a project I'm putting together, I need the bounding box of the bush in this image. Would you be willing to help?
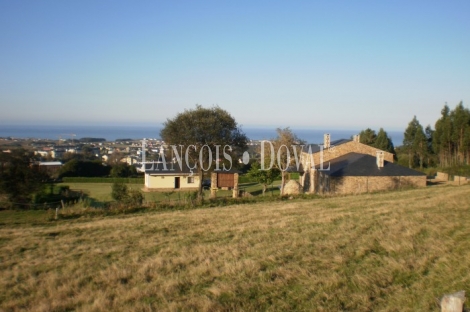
[111,183,128,202]
[128,189,144,206]
[111,182,144,207]
[110,163,137,178]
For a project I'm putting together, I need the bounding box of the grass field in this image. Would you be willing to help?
[0,184,469,311]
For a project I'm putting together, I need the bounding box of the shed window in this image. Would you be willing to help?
[187,177,195,184]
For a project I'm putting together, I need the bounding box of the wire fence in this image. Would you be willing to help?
[0,200,63,210]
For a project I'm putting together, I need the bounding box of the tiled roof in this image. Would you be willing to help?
[317,153,426,177]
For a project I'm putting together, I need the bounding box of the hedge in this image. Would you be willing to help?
[238,172,299,184]
[62,177,144,184]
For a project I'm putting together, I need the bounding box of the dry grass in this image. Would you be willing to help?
[61,182,278,204]
[1,185,469,311]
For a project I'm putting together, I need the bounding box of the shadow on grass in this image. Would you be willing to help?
[426,180,448,186]
[248,186,280,197]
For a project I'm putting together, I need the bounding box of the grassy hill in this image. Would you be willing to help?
[1,185,469,311]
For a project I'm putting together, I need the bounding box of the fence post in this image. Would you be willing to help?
[55,207,59,220]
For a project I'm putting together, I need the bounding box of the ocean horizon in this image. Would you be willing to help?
[0,124,405,146]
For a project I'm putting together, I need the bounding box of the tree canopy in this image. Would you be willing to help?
[402,116,427,169]
[247,161,280,195]
[0,149,48,207]
[160,105,247,196]
[358,128,396,157]
[59,160,110,177]
[264,127,305,195]
[433,102,470,167]
[396,102,470,169]
[110,163,137,178]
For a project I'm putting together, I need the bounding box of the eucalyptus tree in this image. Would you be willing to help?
[403,116,427,169]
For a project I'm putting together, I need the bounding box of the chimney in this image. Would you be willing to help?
[376,151,384,168]
[353,134,360,143]
[324,133,330,149]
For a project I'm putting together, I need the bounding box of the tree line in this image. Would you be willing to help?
[402,102,470,169]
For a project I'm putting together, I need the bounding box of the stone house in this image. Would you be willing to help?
[299,134,426,194]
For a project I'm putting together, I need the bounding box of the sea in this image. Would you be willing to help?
[0,124,404,146]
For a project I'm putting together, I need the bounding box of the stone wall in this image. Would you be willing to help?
[435,172,449,181]
[330,175,426,195]
[453,175,468,182]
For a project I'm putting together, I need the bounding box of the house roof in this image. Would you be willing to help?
[141,162,195,175]
[38,161,62,166]
[302,139,351,154]
[316,153,426,177]
[142,162,240,175]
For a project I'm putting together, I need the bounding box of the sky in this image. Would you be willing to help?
[1,1,469,132]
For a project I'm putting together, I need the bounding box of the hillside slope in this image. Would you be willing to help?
[1,185,469,311]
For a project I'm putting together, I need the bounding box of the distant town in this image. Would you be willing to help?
[0,135,261,172]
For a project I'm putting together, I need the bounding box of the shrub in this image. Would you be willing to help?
[111,182,144,207]
[128,189,144,206]
[111,183,128,202]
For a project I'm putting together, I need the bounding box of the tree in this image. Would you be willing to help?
[414,123,427,169]
[270,128,305,195]
[59,159,110,177]
[374,128,396,156]
[358,128,396,159]
[0,149,48,207]
[425,125,436,167]
[107,150,123,165]
[450,101,470,164]
[359,128,377,145]
[247,161,280,195]
[81,145,97,160]
[160,105,247,197]
[433,102,470,167]
[403,116,427,169]
[110,163,136,178]
[433,104,452,167]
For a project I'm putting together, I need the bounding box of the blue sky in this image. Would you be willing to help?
[1,1,469,132]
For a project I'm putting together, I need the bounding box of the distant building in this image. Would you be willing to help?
[140,162,200,191]
[120,156,138,165]
[51,149,65,159]
[34,150,50,157]
[33,161,63,177]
